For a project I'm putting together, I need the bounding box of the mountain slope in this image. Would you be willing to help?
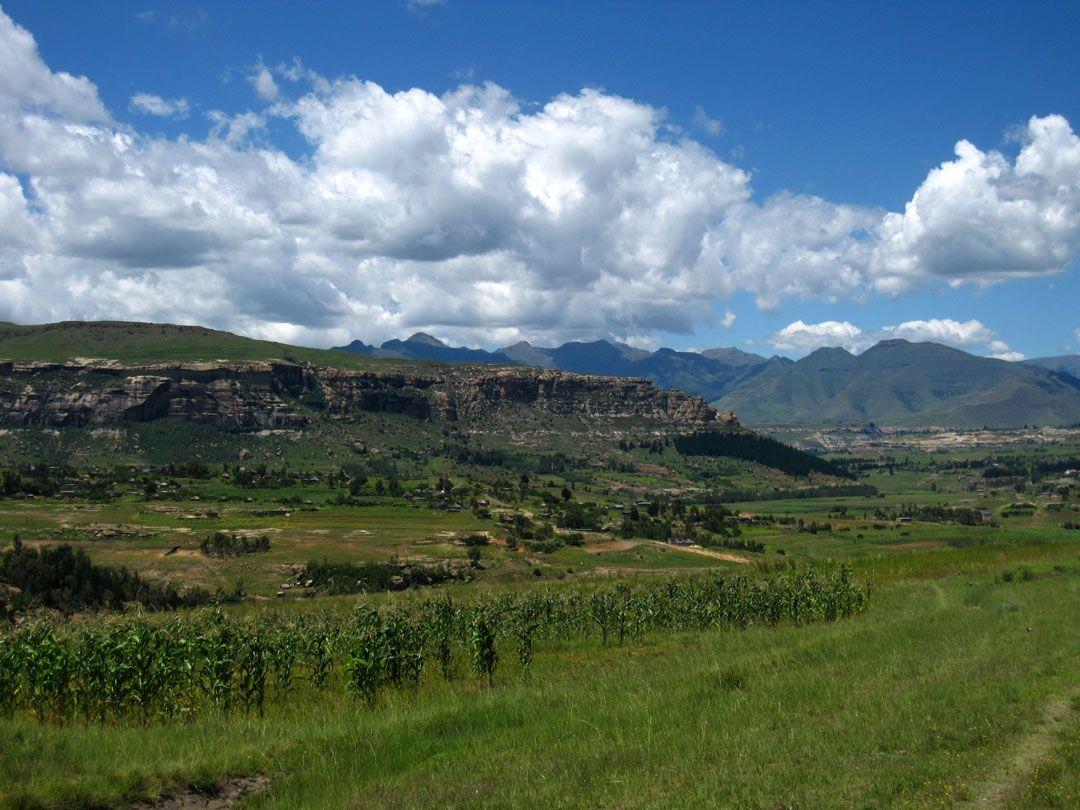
[1024,355,1080,380]
[333,332,1080,427]
[336,335,765,402]
[335,332,517,366]
[699,347,769,365]
[713,340,1080,427]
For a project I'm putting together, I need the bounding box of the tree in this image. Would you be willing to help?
[349,475,367,496]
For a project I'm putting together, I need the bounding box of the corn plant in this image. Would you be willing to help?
[468,607,498,687]
[0,565,868,725]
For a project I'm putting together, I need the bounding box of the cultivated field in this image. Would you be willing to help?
[2,426,1079,807]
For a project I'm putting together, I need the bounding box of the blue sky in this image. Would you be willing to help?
[1,0,1079,358]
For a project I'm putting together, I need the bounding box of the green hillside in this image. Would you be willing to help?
[0,321,415,371]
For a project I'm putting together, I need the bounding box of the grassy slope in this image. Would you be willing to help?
[0,321,422,371]
[1,567,1077,808]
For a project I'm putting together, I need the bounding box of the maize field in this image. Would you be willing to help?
[0,566,868,725]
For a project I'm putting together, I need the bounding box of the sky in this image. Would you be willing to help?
[0,1,1079,360]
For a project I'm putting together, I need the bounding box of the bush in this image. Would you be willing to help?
[199,532,270,558]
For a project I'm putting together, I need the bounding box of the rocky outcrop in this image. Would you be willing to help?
[0,359,735,432]
[0,362,307,429]
[445,369,726,423]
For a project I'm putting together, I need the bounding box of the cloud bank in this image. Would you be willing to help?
[0,9,1079,348]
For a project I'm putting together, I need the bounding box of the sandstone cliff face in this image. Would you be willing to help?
[0,360,735,432]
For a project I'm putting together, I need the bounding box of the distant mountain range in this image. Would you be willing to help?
[335,333,1080,428]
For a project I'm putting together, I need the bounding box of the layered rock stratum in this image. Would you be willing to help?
[0,360,736,433]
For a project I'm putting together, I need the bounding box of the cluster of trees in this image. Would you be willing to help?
[674,432,850,478]
[556,501,605,531]
[1,462,221,502]
[2,467,59,498]
[697,483,879,504]
[617,438,673,454]
[0,539,215,617]
[619,511,673,541]
[158,459,213,479]
[440,443,576,475]
[615,501,748,546]
[773,516,834,534]
[230,463,300,489]
[686,503,741,535]
[504,514,555,549]
[496,514,584,553]
[303,559,460,594]
[1,463,113,499]
[795,519,833,535]
[199,532,271,558]
[869,504,988,525]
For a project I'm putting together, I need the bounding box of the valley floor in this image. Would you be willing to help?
[2,551,1078,808]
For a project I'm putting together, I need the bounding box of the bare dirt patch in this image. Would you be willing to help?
[666,544,751,564]
[585,540,642,554]
[585,539,750,564]
[131,775,270,809]
[231,528,281,537]
[635,462,672,475]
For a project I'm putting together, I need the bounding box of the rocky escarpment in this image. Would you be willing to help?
[0,360,736,432]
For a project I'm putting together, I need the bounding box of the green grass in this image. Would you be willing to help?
[0,499,491,595]
[1,569,1077,808]
[1006,701,1080,808]
[2,394,1079,806]
[0,320,416,371]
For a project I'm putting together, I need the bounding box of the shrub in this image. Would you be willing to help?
[199,532,270,558]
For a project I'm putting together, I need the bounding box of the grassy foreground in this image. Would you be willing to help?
[1,566,1078,808]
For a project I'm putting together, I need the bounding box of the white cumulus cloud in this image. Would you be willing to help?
[0,8,1078,350]
[886,318,994,347]
[768,317,1023,360]
[769,321,864,353]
